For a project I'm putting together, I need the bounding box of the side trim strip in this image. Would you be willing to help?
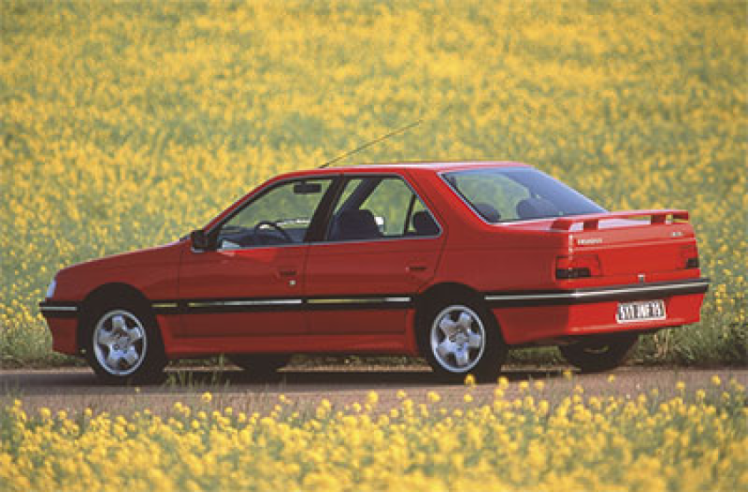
[485,278,710,307]
[42,278,708,320]
[151,295,413,315]
[39,302,79,319]
[40,305,78,312]
[187,299,303,308]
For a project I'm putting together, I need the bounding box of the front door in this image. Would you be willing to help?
[177,177,334,340]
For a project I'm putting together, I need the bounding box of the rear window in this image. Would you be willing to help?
[443,167,605,223]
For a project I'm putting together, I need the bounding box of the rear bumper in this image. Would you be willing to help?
[487,278,709,345]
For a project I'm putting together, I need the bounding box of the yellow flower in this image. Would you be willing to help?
[367,391,379,405]
[201,392,213,404]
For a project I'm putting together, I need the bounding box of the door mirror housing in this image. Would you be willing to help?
[190,229,211,251]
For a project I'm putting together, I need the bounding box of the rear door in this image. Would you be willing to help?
[304,174,445,336]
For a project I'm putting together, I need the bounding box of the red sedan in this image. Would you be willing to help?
[40,162,709,383]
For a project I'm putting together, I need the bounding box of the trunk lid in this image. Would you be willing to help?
[550,210,700,281]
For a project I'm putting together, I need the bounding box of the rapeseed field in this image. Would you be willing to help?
[1,0,745,364]
[1,378,746,491]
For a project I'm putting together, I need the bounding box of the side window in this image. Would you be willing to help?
[448,173,530,222]
[326,176,439,241]
[215,179,331,249]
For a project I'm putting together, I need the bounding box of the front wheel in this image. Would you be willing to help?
[419,299,507,383]
[84,303,166,384]
[559,333,638,373]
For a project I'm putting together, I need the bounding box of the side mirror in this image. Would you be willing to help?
[190,229,211,251]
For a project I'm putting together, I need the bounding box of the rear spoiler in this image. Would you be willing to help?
[550,210,690,231]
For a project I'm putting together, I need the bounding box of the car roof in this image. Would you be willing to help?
[274,161,533,180]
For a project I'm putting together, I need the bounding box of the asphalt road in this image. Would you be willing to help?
[2,365,745,414]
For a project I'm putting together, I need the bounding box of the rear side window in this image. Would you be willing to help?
[326,176,440,241]
[443,168,605,223]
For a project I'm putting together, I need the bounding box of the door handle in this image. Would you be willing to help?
[278,269,297,277]
[407,265,428,273]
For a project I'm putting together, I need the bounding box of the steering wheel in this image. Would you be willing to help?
[253,221,293,245]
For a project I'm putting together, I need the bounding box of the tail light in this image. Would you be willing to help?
[556,255,602,279]
[680,245,700,269]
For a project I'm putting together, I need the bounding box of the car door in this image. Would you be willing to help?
[304,174,445,336]
[177,177,334,339]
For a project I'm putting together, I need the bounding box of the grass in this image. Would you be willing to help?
[1,0,746,366]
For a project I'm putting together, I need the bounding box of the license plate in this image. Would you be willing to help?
[616,300,666,323]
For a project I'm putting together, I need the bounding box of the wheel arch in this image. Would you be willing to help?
[414,282,506,341]
[77,283,154,353]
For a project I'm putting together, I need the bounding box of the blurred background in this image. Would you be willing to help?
[1,0,745,365]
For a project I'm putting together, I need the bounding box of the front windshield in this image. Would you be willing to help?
[443,167,605,223]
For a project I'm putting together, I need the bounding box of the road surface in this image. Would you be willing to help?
[2,365,745,414]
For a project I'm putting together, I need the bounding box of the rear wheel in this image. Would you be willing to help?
[228,354,291,376]
[419,298,507,383]
[84,302,166,384]
[559,333,638,373]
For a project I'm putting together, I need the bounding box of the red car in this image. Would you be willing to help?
[40,162,709,383]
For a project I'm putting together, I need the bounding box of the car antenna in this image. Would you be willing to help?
[319,119,422,168]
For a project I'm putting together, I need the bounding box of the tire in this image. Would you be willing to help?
[559,333,638,373]
[228,354,290,375]
[84,301,166,385]
[418,297,507,383]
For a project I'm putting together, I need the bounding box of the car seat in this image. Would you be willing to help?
[412,211,439,236]
[516,197,560,220]
[331,209,383,240]
[474,202,501,223]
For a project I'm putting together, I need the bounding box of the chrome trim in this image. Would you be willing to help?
[187,299,303,308]
[214,243,308,253]
[211,233,441,252]
[485,280,710,303]
[309,234,442,247]
[40,305,77,312]
[307,296,410,305]
[152,302,179,309]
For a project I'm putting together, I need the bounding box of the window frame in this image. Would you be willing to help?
[206,176,340,251]
[319,173,443,244]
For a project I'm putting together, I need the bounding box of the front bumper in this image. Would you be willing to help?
[39,301,79,355]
